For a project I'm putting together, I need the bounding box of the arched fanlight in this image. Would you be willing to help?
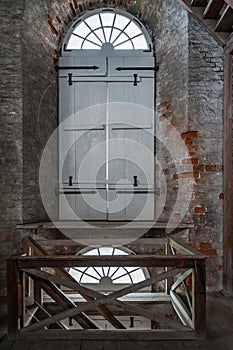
[69,247,149,287]
[66,9,150,51]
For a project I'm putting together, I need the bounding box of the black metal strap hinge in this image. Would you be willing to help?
[68,73,73,86]
[116,66,159,72]
[57,65,99,71]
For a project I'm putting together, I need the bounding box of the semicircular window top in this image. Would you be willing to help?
[69,247,150,291]
[66,10,151,51]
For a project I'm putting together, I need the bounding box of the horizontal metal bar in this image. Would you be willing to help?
[60,191,97,194]
[116,66,159,71]
[57,65,100,70]
[63,124,105,131]
[70,76,141,83]
[116,191,154,194]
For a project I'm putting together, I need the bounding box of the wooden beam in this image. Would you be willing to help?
[225,0,233,9]
[215,5,233,31]
[17,329,196,341]
[27,271,185,331]
[34,238,168,247]
[24,306,39,327]
[34,301,69,330]
[190,0,207,6]
[192,261,206,338]
[171,269,193,291]
[17,255,205,269]
[17,221,194,229]
[170,290,193,328]
[112,300,187,331]
[21,269,180,332]
[169,238,204,256]
[7,259,19,337]
[177,0,229,44]
[203,0,225,19]
[25,237,126,329]
[35,279,99,329]
[23,268,126,330]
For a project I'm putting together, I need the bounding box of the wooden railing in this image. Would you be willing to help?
[7,237,206,340]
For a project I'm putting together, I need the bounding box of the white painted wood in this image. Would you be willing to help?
[59,54,154,221]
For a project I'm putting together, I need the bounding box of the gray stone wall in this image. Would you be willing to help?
[188,15,224,290]
[22,0,58,223]
[0,0,25,295]
[154,0,190,223]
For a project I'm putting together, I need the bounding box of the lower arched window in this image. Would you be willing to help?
[69,246,150,292]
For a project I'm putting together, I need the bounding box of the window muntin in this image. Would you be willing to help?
[66,11,150,51]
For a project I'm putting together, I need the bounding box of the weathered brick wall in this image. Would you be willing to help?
[0,0,25,295]
[154,2,224,290]
[154,0,190,223]
[187,15,224,291]
[0,0,225,296]
[22,0,58,222]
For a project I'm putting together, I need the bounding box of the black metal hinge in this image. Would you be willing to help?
[116,66,159,72]
[58,65,99,71]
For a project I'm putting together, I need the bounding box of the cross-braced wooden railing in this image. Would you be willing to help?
[7,237,206,340]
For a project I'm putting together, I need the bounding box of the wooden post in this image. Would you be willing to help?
[7,257,19,337]
[193,260,206,339]
[165,241,174,293]
[19,270,26,328]
[34,281,43,304]
[223,35,233,295]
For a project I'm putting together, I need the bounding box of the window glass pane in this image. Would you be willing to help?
[103,267,109,276]
[73,21,91,37]
[99,247,114,255]
[67,35,83,49]
[113,32,129,46]
[84,248,99,256]
[132,35,148,49]
[100,13,115,27]
[111,267,127,280]
[69,268,82,281]
[109,28,121,43]
[85,14,101,30]
[114,14,130,30]
[84,267,101,280]
[114,248,128,255]
[115,41,134,50]
[103,28,112,42]
[82,40,101,49]
[94,28,105,43]
[86,32,102,45]
[113,274,131,284]
[108,267,119,277]
[129,269,145,283]
[124,21,142,37]
[81,274,99,283]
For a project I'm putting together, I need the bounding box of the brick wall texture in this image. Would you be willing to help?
[0,0,224,294]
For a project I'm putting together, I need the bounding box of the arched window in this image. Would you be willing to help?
[59,8,155,222]
[69,246,150,292]
[65,10,150,51]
